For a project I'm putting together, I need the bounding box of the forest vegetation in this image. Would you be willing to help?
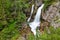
[0,0,60,40]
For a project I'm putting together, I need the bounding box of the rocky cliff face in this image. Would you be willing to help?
[42,2,60,28]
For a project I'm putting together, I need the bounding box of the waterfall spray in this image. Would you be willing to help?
[28,4,44,35]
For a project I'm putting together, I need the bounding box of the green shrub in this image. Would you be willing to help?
[0,0,29,40]
[43,0,56,11]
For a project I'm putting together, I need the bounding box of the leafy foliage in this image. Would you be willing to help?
[43,0,56,11]
[0,0,29,40]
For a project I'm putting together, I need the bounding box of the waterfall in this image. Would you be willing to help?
[34,4,44,22]
[27,4,34,22]
[28,4,44,35]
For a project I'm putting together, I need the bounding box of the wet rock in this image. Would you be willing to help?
[25,0,43,22]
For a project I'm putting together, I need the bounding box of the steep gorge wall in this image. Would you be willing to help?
[42,1,60,28]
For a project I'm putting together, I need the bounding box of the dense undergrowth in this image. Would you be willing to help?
[0,0,29,40]
[43,0,57,11]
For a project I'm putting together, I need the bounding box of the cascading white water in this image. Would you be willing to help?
[28,4,44,35]
[27,4,34,22]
